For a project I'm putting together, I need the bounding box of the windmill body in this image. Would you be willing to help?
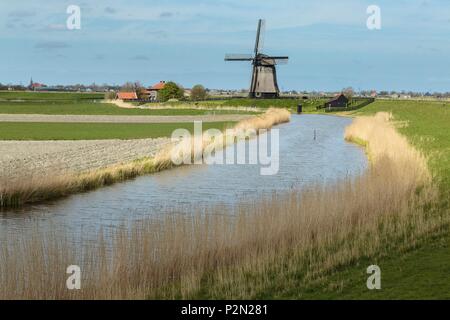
[225,20,289,99]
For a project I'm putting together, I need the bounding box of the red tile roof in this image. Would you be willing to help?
[31,83,46,88]
[151,81,166,90]
[116,92,138,100]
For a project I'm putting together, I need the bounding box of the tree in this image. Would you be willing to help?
[133,82,147,100]
[104,91,116,100]
[342,87,354,101]
[158,81,184,102]
[190,84,207,101]
[120,82,136,92]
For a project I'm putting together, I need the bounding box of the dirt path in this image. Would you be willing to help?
[0,114,252,123]
[0,138,173,180]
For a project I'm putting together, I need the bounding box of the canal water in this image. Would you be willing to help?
[0,115,367,243]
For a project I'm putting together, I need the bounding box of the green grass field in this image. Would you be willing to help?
[0,91,264,116]
[0,91,328,114]
[0,91,104,101]
[0,121,235,140]
[0,101,255,116]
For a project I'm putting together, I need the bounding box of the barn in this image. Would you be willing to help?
[324,93,349,108]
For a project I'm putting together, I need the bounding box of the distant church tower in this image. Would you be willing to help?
[29,77,34,90]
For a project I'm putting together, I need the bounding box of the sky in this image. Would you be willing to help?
[1,0,450,92]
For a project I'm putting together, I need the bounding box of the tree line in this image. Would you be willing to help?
[108,81,208,102]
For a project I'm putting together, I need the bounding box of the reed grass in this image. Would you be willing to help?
[0,108,290,208]
[106,99,264,113]
[0,112,445,299]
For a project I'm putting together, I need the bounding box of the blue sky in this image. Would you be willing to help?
[1,0,450,91]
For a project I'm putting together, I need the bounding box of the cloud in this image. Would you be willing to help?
[34,41,70,50]
[131,55,149,61]
[105,7,117,14]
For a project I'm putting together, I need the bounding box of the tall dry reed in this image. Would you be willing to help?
[0,112,444,299]
[345,112,430,185]
[104,99,264,113]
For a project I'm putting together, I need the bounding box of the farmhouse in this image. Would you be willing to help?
[116,92,138,101]
[324,93,349,108]
[148,81,166,102]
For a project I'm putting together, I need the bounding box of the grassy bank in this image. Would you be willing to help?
[352,100,450,190]
[276,100,450,299]
[0,108,290,209]
[1,108,444,299]
[0,122,235,140]
[295,229,450,299]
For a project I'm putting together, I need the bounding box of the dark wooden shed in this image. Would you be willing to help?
[324,94,349,108]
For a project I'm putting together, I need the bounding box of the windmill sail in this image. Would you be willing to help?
[272,57,289,65]
[224,54,254,61]
[254,19,266,55]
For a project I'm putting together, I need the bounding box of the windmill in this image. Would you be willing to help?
[225,19,289,99]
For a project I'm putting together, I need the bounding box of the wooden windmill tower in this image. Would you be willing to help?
[225,19,289,98]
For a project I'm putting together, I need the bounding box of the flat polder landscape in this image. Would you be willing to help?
[2,1,450,308]
[0,90,449,300]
